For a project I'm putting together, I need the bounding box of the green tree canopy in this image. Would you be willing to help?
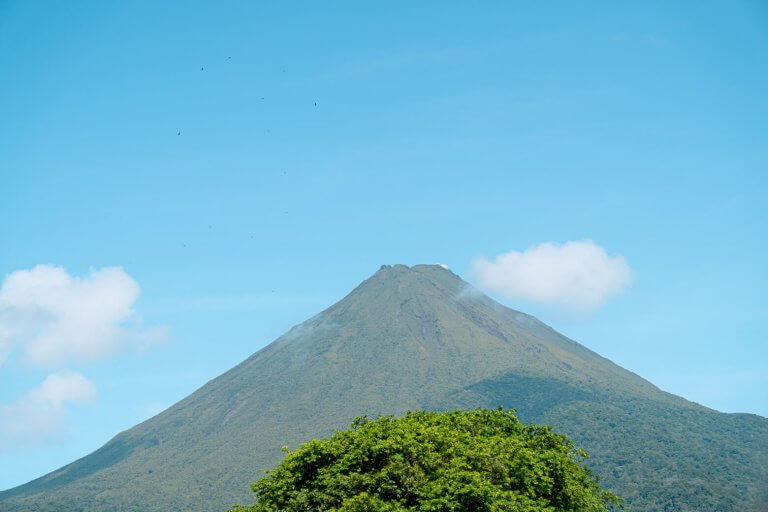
[229,408,620,512]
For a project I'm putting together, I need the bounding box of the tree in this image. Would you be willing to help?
[229,408,621,512]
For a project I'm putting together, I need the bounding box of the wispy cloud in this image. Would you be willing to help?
[140,402,169,420]
[0,372,96,452]
[0,265,165,367]
[470,240,632,312]
[151,293,328,314]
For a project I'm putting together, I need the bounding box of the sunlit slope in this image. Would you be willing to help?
[1,264,766,512]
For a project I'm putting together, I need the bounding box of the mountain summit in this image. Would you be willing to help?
[1,264,766,511]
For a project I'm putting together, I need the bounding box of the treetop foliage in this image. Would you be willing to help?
[229,408,620,512]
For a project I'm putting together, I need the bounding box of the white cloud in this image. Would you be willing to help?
[0,372,96,451]
[0,264,161,366]
[470,240,632,311]
[0,323,11,366]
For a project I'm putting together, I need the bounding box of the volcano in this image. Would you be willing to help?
[1,264,766,511]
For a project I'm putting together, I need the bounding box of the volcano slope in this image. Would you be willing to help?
[1,264,766,511]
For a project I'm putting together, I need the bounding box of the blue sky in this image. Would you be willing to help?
[1,0,766,491]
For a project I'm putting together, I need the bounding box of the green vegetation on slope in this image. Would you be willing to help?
[229,409,620,512]
[0,264,766,511]
[435,372,768,511]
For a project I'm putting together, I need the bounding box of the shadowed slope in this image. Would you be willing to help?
[1,264,766,511]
